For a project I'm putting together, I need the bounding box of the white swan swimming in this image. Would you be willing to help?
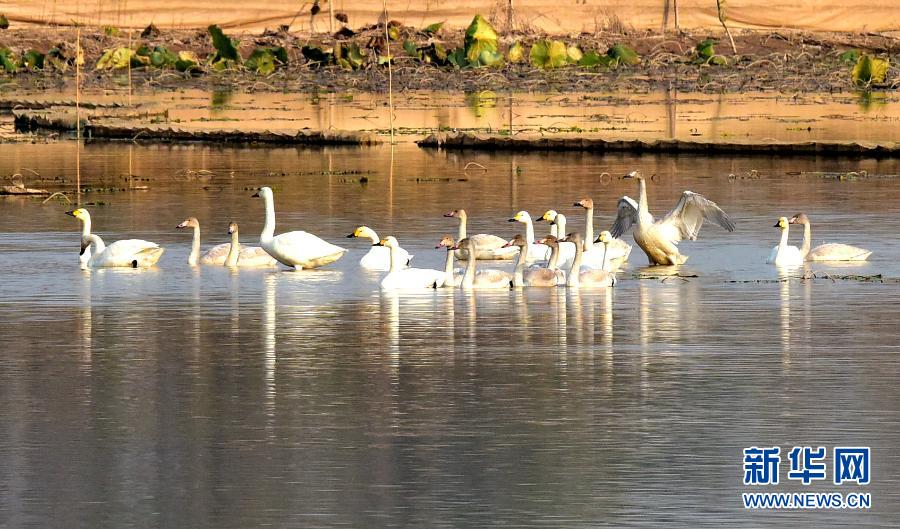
[508,211,551,263]
[375,236,445,289]
[252,186,346,269]
[505,234,564,287]
[573,197,632,268]
[611,171,736,265]
[436,235,464,287]
[347,226,412,271]
[789,213,872,261]
[67,208,164,268]
[444,209,518,260]
[176,216,271,266]
[560,232,616,288]
[768,217,805,266]
[225,222,278,267]
[452,238,513,289]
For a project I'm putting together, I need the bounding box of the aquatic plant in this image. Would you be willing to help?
[851,55,889,87]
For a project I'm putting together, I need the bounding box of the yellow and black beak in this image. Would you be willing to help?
[773,221,781,228]
[65,210,77,217]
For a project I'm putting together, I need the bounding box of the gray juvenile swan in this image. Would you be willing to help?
[789,213,872,261]
[504,234,564,287]
[444,209,518,260]
[611,170,736,265]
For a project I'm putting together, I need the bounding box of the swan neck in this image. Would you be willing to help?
[366,231,379,244]
[80,216,91,240]
[548,242,560,270]
[550,223,557,237]
[780,226,790,248]
[557,215,566,237]
[801,223,811,258]
[583,208,593,251]
[637,178,651,219]
[524,219,535,245]
[513,244,527,286]
[261,192,276,242]
[189,224,201,265]
[225,229,240,266]
[90,234,106,254]
[568,238,583,286]
[601,241,609,272]
[444,249,455,284]
[388,244,403,273]
[458,214,467,240]
[462,249,476,287]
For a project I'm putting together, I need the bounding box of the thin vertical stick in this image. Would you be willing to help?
[383,0,394,144]
[674,0,679,31]
[329,1,334,34]
[75,26,82,205]
[508,0,514,33]
[127,29,132,107]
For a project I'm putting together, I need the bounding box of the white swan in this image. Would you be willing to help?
[611,171,736,265]
[444,209,518,260]
[452,238,513,289]
[375,236,445,289]
[436,235,464,287]
[508,211,551,263]
[573,197,632,268]
[252,186,346,269]
[67,208,164,268]
[768,217,805,266]
[789,213,872,261]
[537,210,577,268]
[347,226,412,271]
[561,232,616,288]
[225,222,278,267]
[506,234,564,287]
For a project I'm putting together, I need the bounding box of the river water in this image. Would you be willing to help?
[1,137,899,525]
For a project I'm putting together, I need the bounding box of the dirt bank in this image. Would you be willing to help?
[0,25,898,95]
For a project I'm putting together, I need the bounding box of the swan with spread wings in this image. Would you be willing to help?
[610,170,736,265]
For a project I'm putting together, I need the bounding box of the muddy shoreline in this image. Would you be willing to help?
[0,26,897,95]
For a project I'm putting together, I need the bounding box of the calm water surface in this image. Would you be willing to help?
[0,143,899,527]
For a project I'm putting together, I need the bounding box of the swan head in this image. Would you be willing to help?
[66,208,90,222]
[573,198,593,209]
[596,230,613,244]
[450,237,473,251]
[538,210,558,222]
[435,234,455,249]
[788,213,810,225]
[509,211,532,223]
[227,222,238,234]
[502,234,527,248]
[622,170,644,180]
[375,236,399,248]
[774,217,790,229]
[444,209,466,219]
[251,186,273,200]
[348,226,377,239]
[177,217,199,229]
[537,235,559,247]
[560,232,583,246]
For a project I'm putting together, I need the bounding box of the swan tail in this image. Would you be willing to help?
[133,247,165,268]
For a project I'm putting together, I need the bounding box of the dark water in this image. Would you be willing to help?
[0,142,898,527]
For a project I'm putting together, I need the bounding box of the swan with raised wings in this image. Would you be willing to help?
[252,186,346,269]
[789,213,872,261]
[347,226,412,271]
[375,236,445,289]
[67,208,164,268]
[611,171,736,265]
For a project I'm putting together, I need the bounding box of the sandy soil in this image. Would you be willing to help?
[0,25,897,94]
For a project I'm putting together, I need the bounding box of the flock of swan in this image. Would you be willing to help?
[65,170,872,289]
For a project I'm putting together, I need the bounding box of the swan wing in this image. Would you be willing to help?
[237,245,278,266]
[662,191,736,241]
[474,269,513,288]
[90,239,162,267]
[199,243,230,265]
[270,230,346,268]
[381,268,444,289]
[808,243,872,262]
[611,196,639,238]
[469,233,508,250]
